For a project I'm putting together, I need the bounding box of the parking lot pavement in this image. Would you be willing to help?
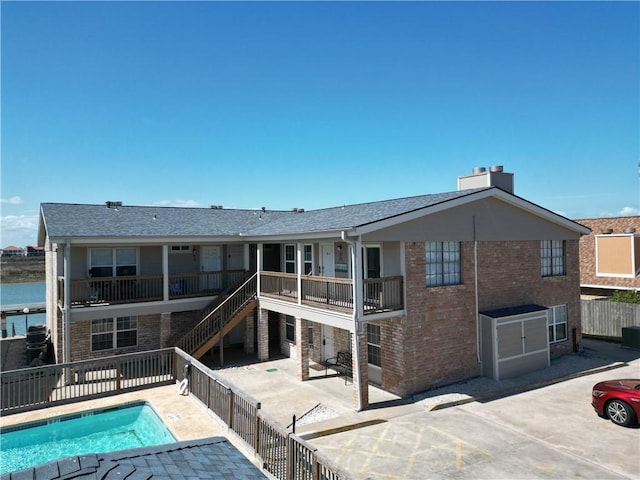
[307,356,640,480]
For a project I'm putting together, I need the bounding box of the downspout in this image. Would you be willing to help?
[473,216,481,364]
[341,230,364,411]
[63,239,71,365]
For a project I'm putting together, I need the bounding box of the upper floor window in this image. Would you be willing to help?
[90,247,137,277]
[285,245,296,274]
[303,244,313,275]
[541,240,565,277]
[548,305,567,343]
[91,316,138,351]
[426,241,461,287]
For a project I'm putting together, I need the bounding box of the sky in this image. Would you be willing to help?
[1,1,639,248]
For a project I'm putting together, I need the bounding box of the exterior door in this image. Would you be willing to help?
[201,246,223,291]
[322,324,334,361]
[320,244,335,277]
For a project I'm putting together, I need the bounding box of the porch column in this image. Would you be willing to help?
[257,308,269,361]
[162,245,169,301]
[159,312,171,348]
[244,310,255,354]
[295,317,309,381]
[353,331,369,409]
[63,240,71,364]
[296,242,302,306]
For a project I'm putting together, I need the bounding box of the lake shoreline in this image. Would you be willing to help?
[1,257,45,284]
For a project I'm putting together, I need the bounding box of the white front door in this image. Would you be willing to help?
[320,244,335,277]
[322,324,334,361]
[201,246,223,290]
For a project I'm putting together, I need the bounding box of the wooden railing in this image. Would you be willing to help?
[175,351,351,480]
[260,272,404,315]
[1,349,175,413]
[174,273,257,355]
[1,349,349,480]
[60,270,247,307]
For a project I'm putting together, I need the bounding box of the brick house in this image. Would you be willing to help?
[38,166,590,409]
[573,216,640,296]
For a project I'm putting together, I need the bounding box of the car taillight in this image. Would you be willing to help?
[592,390,607,398]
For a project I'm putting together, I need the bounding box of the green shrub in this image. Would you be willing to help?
[611,290,640,304]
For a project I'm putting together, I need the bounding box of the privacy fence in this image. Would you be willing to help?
[0,348,350,480]
[581,299,640,338]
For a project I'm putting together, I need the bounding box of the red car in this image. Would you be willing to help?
[592,379,640,427]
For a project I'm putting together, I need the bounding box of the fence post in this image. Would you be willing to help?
[115,357,121,391]
[287,434,293,480]
[227,388,234,428]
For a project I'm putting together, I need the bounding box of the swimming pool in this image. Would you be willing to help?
[0,401,176,474]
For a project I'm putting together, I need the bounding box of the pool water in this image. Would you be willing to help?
[0,402,176,474]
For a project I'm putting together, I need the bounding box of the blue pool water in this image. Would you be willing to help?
[0,402,176,474]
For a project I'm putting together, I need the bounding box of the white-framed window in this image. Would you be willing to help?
[170,245,192,254]
[89,247,137,277]
[91,316,138,351]
[367,323,382,367]
[363,245,382,279]
[426,241,461,286]
[541,240,566,277]
[548,305,568,343]
[303,244,313,275]
[285,315,295,343]
[284,245,296,274]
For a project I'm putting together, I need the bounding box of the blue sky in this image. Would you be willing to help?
[1,1,638,248]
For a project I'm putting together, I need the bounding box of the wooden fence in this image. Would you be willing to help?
[1,348,350,480]
[581,299,640,338]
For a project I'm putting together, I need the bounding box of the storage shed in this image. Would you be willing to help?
[480,304,550,380]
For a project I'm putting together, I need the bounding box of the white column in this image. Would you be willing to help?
[162,244,169,301]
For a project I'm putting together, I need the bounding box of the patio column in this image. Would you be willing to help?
[257,308,269,361]
[295,317,309,381]
[159,312,171,348]
[244,310,255,354]
[353,331,369,410]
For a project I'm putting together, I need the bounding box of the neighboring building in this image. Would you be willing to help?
[1,246,24,257]
[37,166,590,409]
[25,245,45,257]
[574,216,640,296]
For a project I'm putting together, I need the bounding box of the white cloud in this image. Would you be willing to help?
[154,199,201,208]
[0,214,39,247]
[0,196,24,205]
[617,206,639,216]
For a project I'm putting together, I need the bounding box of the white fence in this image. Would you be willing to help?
[581,300,640,338]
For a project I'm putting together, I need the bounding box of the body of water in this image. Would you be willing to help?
[0,402,176,474]
[0,282,46,336]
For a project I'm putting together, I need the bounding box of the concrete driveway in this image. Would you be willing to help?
[307,360,640,479]
[212,340,640,479]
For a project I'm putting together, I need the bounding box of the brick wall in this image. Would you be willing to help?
[68,314,163,361]
[575,216,640,291]
[389,239,581,397]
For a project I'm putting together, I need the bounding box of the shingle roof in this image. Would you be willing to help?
[40,188,488,240]
[0,437,267,480]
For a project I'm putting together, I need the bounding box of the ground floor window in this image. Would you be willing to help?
[308,325,314,345]
[367,323,382,367]
[548,305,567,343]
[285,315,295,343]
[91,316,138,351]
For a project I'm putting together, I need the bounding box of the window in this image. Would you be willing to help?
[541,240,565,277]
[90,247,137,277]
[303,244,313,275]
[285,315,295,343]
[91,316,138,351]
[548,305,567,343]
[426,241,461,286]
[285,245,296,274]
[308,325,314,345]
[367,324,381,367]
[170,245,192,254]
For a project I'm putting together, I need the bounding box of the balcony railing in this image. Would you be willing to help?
[259,272,404,315]
[59,270,247,308]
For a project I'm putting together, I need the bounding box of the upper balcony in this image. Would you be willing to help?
[59,270,247,308]
[259,271,404,315]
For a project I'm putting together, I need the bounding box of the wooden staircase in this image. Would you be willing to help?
[175,272,257,359]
